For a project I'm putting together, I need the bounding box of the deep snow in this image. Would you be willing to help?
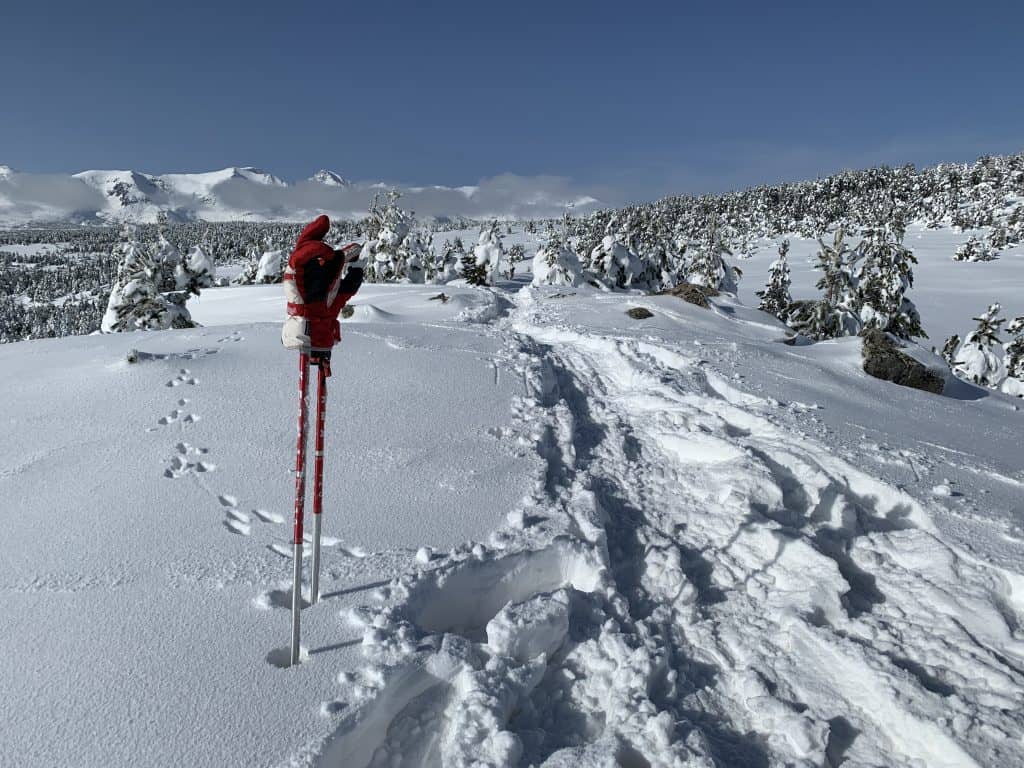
[1,250,1023,767]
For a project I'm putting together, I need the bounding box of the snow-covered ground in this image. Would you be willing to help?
[2,255,1023,766]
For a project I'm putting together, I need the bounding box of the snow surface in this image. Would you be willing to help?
[2,267,1023,766]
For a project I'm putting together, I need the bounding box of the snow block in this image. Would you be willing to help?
[486,589,571,662]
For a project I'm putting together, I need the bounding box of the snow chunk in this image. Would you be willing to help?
[486,589,571,662]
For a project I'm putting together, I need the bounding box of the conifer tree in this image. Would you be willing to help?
[939,334,961,367]
[688,220,739,293]
[175,242,215,294]
[953,303,1006,386]
[473,221,505,285]
[101,226,177,332]
[789,228,861,340]
[590,216,642,289]
[461,249,489,286]
[506,244,526,279]
[231,242,262,285]
[435,239,463,283]
[363,191,413,282]
[532,231,582,287]
[953,236,997,262]
[756,239,792,320]
[1002,316,1024,396]
[855,221,925,339]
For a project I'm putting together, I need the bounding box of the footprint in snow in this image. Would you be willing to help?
[218,495,251,535]
[158,410,180,425]
[164,442,215,479]
[252,509,285,524]
[226,509,250,524]
[165,371,199,387]
[224,519,251,536]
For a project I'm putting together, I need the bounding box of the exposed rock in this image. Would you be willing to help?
[657,282,719,308]
[861,329,944,394]
[626,307,654,320]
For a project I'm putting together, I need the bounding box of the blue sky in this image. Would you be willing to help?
[3,0,1022,203]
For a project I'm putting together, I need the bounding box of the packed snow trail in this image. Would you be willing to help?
[311,286,1024,768]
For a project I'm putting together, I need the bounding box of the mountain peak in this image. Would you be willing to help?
[310,169,351,187]
[227,167,287,186]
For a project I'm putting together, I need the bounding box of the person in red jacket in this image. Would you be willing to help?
[281,214,364,352]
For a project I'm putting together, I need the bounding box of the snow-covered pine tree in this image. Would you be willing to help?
[1001,316,1024,397]
[403,230,429,284]
[231,242,262,285]
[422,232,437,282]
[589,216,642,289]
[855,221,925,339]
[152,230,183,292]
[473,221,506,285]
[790,228,862,340]
[756,239,792,320]
[953,236,997,262]
[461,248,489,286]
[254,237,285,284]
[101,225,177,333]
[953,303,1006,387]
[532,230,582,287]
[435,239,463,283]
[175,241,215,294]
[505,244,526,279]
[939,334,961,367]
[363,191,413,282]
[688,220,739,293]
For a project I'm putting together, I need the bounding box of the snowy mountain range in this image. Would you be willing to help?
[0,165,600,226]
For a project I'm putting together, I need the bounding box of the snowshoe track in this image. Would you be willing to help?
[310,288,1024,768]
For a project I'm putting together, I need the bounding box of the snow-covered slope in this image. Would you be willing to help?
[0,167,602,225]
[2,278,1022,767]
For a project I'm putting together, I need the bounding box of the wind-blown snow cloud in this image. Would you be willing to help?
[0,172,107,225]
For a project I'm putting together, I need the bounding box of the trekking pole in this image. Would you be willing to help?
[290,351,311,667]
[310,351,331,605]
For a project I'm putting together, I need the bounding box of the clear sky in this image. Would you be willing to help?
[3,0,1022,203]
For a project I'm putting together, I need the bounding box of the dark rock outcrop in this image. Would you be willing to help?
[657,282,719,308]
[861,329,944,394]
[627,307,655,320]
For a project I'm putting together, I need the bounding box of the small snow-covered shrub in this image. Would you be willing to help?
[953,236,997,262]
[532,233,582,287]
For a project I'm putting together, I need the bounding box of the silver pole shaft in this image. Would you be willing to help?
[311,515,322,604]
[289,541,303,666]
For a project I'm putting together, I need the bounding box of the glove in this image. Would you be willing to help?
[281,316,310,351]
[283,218,361,353]
[338,242,367,270]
